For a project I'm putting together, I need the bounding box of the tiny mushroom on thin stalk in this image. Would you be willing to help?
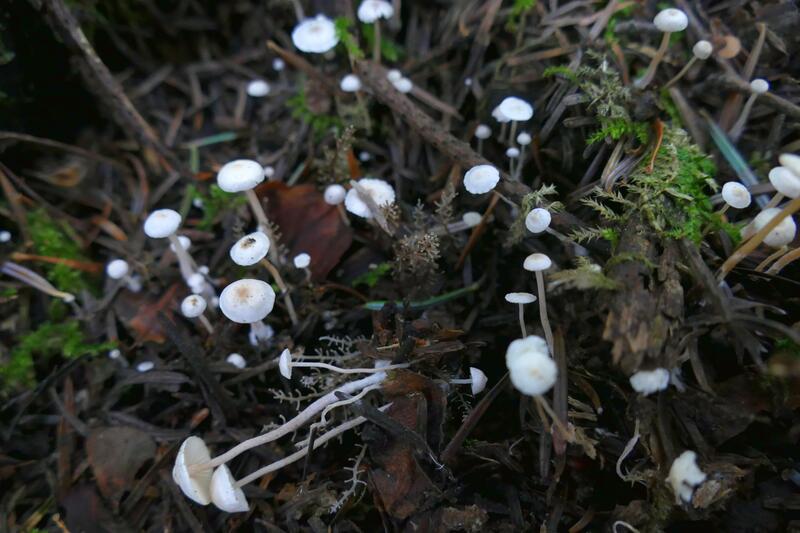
[729,79,770,140]
[515,132,532,180]
[272,57,285,71]
[340,74,362,92]
[750,207,797,249]
[464,164,500,195]
[357,0,394,63]
[720,182,751,213]
[324,183,350,225]
[226,353,247,369]
[291,14,339,54]
[667,450,707,505]
[629,368,670,396]
[635,8,689,89]
[450,367,488,395]
[246,79,270,98]
[523,253,554,353]
[344,177,396,219]
[492,104,512,141]
[219,279,277,344]
[506,147,520,176]
[525,208,552,234]
[765,166,800,208]
[106,259,141,292]
[505,292,537,337]
[229,232,298,325]
[665,40,713,88]
[293,253,312,282]
[433,211,484,235]
[497,96,534,148]
[474,124,491,154]
[278,348,409,379]
[181,294,213,334]
[144,209,197,283]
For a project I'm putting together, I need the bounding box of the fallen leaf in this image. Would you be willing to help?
[115,283,180,343]
[60,484,122,533]
[86,426,156,508]
[257,182,353,281]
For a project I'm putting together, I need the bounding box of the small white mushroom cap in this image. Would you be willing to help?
[219,279,276,323]
[517,132,532,146]
[463,164,500,195]
[505,335,557,396]
[393,77,413,93]
[230,232,271,266]
[217,159,265,193]
[505,335,549,367]
[106,259,129,279]
[278,348,292,379]
[386,69,402,83]
[170,235,192,253]
[210,465,249,513]
[752,207,797,248]
[144,209,181,238]
[525,208,551,234]
[359,151,372,162]
[108,349,121,360]
[272,57,285,71]
[0,230,10,242]
[768,166,800,199]
[264,166,275,178]
[653,8,688,33]
[324,184,347,205]
[474,124,492,139]
[136,361,155,372]
[181,295,207,318]
[246,79,270,97]
[491,105,511,123]
[750,78,770,94]
[506,147,520,158]
[523,253,552,272]
[629,368,670,395]
[172,436,213,506]
[293,253,311,269]
[469,367,488,395]
[667,450,707,504]
[778,153,800,177]
[692,40,713,60]
[226,353,247,369]
[462,211,482,227]
[344,178,396,218]
[498,96,534,122]
[340,74,362,92]
[291,15,339,54]
[721,182,751,209]
[357,0,394,23]
[187,272,206,291]
[505,292,536,305]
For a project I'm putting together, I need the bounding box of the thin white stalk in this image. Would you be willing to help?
[635,32,671,89]
[198,314,214,334]
[728,93,758,140]
[509,121,518,148]
[245,189,280,264]
[291,362,409,375]
[373,20,382,64]
[477,138,484,155]
[1,261,75,302]
[664,56,697,89]
[167,233,197,282]
[535,271,554,353]
[260,259,298,325]
[514,146,526,181]
[234,404,391,488]
[190,372,387,472]
[765,193,784,209]
[315,384,383,431]
[518,304,527,337]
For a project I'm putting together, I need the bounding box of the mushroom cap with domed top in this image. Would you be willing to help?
[219,279,275,323]
[217,159,265,193]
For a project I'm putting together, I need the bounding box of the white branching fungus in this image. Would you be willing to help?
[291,15,339,54]
[525,208,551,234]
[505,292,536,337]
[667,451,707,504]
[278,348,408,379]
[344,178,395,218]
[450,367,488,395]
[629,368,670,395]
[219,279,275,324]
[246,80,270,98]
[636,8,688,89]
[464,164,500,195]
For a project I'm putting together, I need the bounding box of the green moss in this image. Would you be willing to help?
[188,184,246,230]
[659,89,681,125]
[2,320,114,392]
[587,117,649,145]
[335,17,364,60]
[352,262,392,288]
[287,84,344,139]
[27,208,89,293]
[361,24,403,62]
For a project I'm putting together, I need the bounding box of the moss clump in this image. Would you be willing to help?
[287,84,344,139]
[2,320,114,392]
[189,184,247,230]
[27,208,90,293]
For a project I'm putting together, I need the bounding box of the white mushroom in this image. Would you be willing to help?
[357,0,394,62]
[523,253,554,352]
[226,353,247,369]
[136,361,155,373]
[144,209,197,283]
[219,279,275,324]
[667,451,706,504]
[629,368,670,395]
[505,335,557,396]
[635,8,688,89]
[230,232,271,266]
[340,74,362,92]
[246,80,270,98]
[0,230,10,243]
[778,153,800,177]
[291,15,339,54]
[272,57,285,71]
[324,184,347,205]
[498,96,533,147]
[172,436,214,506]
[505,292,536,337]
[278,348,408,379]
[720,182,751,211]
[474,124,491,154]
[392,77,413,93]
[666,40,713,88]
[766,166,800,208]
[106,259,129,280]
[293,253,311,269]
[463,164,500,195]
[450,367,488,395]
[525,208,551,234]
[210,465,249,513]
[751,207,796,248]
[729,79,770,140]
[181,294,213,334]
[344,178,396,219]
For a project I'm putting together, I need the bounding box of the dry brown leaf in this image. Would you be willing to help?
[115,283,180,343]
[86,426,156,508]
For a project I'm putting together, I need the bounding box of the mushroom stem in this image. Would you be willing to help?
[728,93,759,141]
[260,259,299,325]
[290,0,304,21]
[499,122,508,143]
[373,20,382,64]
[755,245,788,272]
[716,204,730,217]
[198,314,214,334]
[477,138,484,155]
[635,32,671,89]
[533,395,572,442]
[766,246,800,274]
[514,146,526,181]
[190,372,388,473]
[1,260,76,303]
[516,303,527,337]
[664,56,697,89]
[336,204,351,226]
[167,234,197,282]
[509,121,518,148]
[290,361,409,375]
[244,189,280,264]
[765,193,784,209]
[535,271,554,353]
[234,405,391,488]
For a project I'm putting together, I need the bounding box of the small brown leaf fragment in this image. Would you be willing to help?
[86,426,156,508]
[115,283,180,343]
